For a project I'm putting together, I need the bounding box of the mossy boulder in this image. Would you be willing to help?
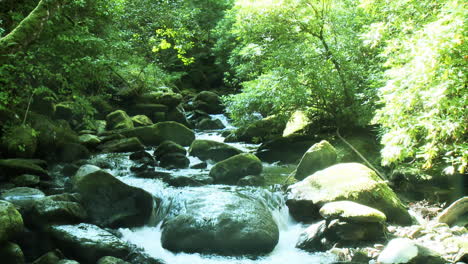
[0,242,25,264]
[12,174,40,187]
[106,110,134,130]
[131,115,153,127]
[78,134,101,147]
[196,118,225,130]
[0,201,24,243]
[54,102,74,121]
[319,201,387,223]
[97,256,131,264]
[120,121,195,146]
[161,187,279,255]
[209,153,262,185]
[282,110,312,137]
[0,159,48,178]
[137,92,183,108]
[237,115,285,143]
[48,223,131,264]
[97,137,145,153]
[72,165,153,227]
[294,140,337,180]
[256,134,317,164]
[1,125,37,158]
[30,195,87,227]
[154,140,186,160]
[129,104,168,118]
[286,163,412,225]
[189,139,243,162]
[193,91,223,114]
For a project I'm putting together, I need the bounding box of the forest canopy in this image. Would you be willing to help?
[0,0,466,176]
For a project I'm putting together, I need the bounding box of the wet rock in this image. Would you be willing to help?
[188,139,243,162]
[237,175,265,186]
[120,121,195,146]
[209,153,262,185]
[296,220,328,252]
[57,260,80,264]
[167,174,213,187]
[166,106,189,126]
[319,201,387,223]
[154,141,186,160]
[136,92,183,108]
[78,134,101,148]
[0,125,37,158]
[131,115,153,127]
[190,162,207,169]
[161,188,279,255]
[237,115,285,143]
[286,163,412,225]
[134,171,171,180]
[0,201,23,243]
[48,224,131,264]
[293,140,337,180]
[98,137,145,153]
[0,159,48,178]
[106,110,134,130]
[12,174,40,187]
[377,238,445,264]
[58,143,90,162]
[1,187,46,211]
[193,91,223,114]
[72,165,153,227]
[97,256,131,264]
[196,118,225,130]
[30,195,87,227]
[0,241,25,264]
[256,134,317,163]
[32,249,64,264]
[159,153,189,169]
[129,151,155,166]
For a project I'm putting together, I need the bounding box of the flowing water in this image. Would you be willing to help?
[91,115,336,264]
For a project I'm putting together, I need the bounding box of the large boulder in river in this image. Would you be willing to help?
[0,201,24,243]
[286,163,412,225]
[131,115,153,127]
[161,187,279,255]
[189,139,243,162]
[120,121,195,146]
[30,194,87,227]
[47,223,131,264]
[193,91,223,114]
[72,165,153,227]
[97,137,145,153]
[106,110,134,130]
[237,115,285,143]
[136,91,182,109]
[0,159,48,178]
[209,153,262,185]
[294,140,337,180]
[1,187,46,211]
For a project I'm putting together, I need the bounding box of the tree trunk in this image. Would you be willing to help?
[0,0,64,58]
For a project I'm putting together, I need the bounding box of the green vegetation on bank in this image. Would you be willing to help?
[0,0,466,177]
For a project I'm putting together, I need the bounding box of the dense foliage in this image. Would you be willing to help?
[0,0,466,175]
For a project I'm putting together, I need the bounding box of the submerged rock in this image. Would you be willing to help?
[48,223,131,264]
[294,140,337,180]
[161,188,279,255]
[286,163,412,225]
[188,139,243,162]
[72,165,153,227]
[0,200,24,243]
[209,153,262,185]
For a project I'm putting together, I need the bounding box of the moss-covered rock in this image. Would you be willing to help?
[72,165,153,227]
[1,187,46,211]
[97,256,131,264]
[294,140,337,180]
[256,134,317,164]
[12,174,40,187]
[161,187,279,255]
[120,121,195,146]
[30,196,87,227]
[131,115,153,127]
[58,143,90,162]
[0,242,25,264]
[0,159,48,178]
[286,163,412,225]
[237,115,285,143]
[78,134,101,147]
[196,118,225,130]
[32,250,63,264]
[209,153,262,184]
[47,224,131,264]
[154,140,186,160]
[137,92,183,108]
[106,110,134,130]
[319,201,387,223]
[189,139,243,162]
[283,110,312,137]
[193,91,223,114]
[129,104,168,119]
[1,125,38,158]
[97,137,145,153]
[54,102,74,121]
[0,201,24,243]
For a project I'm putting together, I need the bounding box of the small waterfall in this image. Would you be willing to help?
[90,114,336,264]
